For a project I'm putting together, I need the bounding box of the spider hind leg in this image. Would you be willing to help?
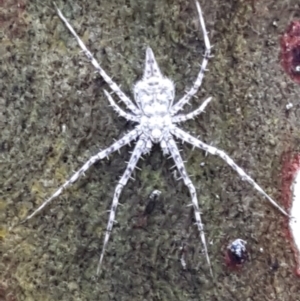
[97,137,147,274]
[167,137,213,276]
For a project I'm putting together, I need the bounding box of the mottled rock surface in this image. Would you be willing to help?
[1,0,300,300]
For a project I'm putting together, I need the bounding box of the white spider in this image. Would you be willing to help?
[25,1,288,276]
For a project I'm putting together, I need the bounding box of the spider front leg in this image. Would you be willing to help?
[171,127,289,217]
[171,0,212,115]
[24,128,141,222]
[166,137,213,276]
[54,3,141,116]
[97,137,147,274]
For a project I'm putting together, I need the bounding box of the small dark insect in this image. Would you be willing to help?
[225,239,248,268]
[133,190,161,228]
[280,21,300,84]
[144,190,161,215]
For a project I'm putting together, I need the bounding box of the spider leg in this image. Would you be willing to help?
[170,0,211,116]
[171,127,289,217]
[172,97,212,123]
[103,90,140,123]
[24,128,141,222]
[54,3,141,116]
[166,137,213,276]
[97,137,147,274]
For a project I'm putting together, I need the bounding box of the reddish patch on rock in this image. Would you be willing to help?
[0,0,28,40]
[0,283,18,301]
[281,151,300,276]
[280,21,300,84]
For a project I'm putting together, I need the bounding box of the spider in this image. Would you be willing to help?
[24,1,288,276]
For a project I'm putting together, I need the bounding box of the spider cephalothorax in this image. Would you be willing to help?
[25,1,288,276]
[133,50,176,148]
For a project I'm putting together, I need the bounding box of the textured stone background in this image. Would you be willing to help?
[1,0,300,300]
